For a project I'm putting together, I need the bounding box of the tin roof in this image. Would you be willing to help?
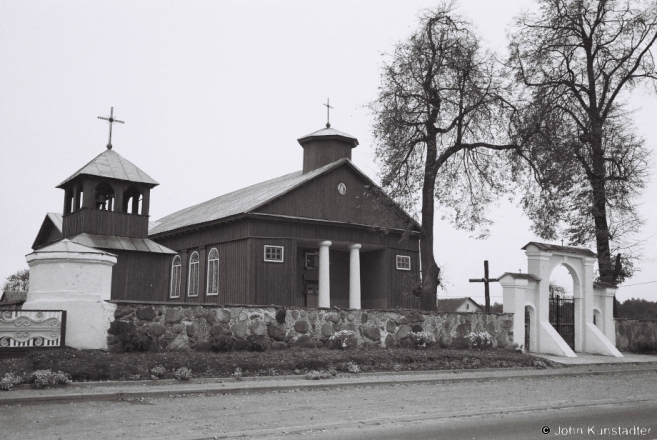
[150,159,345,235]
[57,149,158,188]
[436,297,482,312]
[522,242,596,258]
[47,212,63,232]
[297,126,359,147]
[150,158,419,236]
[29,238,115,256]
[69,233,176,254]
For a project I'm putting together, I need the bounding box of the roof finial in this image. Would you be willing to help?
[98,107,125,150]
[323,98,333,128]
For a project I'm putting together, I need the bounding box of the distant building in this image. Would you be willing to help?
[436,297,482,313]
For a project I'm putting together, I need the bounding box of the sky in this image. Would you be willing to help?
[1,0,656,304]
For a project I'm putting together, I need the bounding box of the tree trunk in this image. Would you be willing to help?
[589,123,614,283]
[419,137,440,310]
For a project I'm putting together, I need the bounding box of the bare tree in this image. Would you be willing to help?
[370,3,521,309]
[509,0,655,284]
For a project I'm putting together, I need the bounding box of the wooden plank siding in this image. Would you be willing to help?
[361,249,389,309]
[388,248,421,309]
[328,249,350,308]
[255,165,411,231]
[252,238,297,306]
[62,208,149,238]
[151,217,421,307]
[107,250,172,301]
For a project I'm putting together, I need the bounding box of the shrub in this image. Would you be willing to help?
[306,370,335,380]
[211,334,235,352]
[327,330,356,349]
[121,331,153,352]
[0,373,23,391]
[150,365,166,379]
[174,367,192,380]
[409,331,436,349]
[232,367,243,380]
[633,340,657,354]
[468,331,493,350]
[31,370,71,389]
[346,361,361,373]
[247,335,269,352]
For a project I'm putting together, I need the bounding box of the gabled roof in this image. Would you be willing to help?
[522,242,596,258]
[32,212,63,250]
[57,149,158,188]
[150,158,420,236]
[297,126,359,147]
[436,297,482,312]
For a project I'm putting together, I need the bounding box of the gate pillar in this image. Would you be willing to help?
[500,274,528,351]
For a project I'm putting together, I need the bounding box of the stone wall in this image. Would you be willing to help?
[108,303,515,352]
[615,318,657,352]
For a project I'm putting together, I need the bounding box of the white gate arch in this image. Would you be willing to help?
[499,242,622,357]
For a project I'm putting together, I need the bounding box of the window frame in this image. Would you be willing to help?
[396,255,411,271]
[206,248,219,296]
[187,251,200,297]
[304,251,319,270]
[264,245,284,263]
[170,255,182,299]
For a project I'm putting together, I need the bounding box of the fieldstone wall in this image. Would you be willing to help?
[108,303,515,352]
[615,318,657,352]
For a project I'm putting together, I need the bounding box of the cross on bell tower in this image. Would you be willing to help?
[98,107,124,150]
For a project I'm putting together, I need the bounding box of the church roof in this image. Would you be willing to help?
[28,238,115,256]
[522,242,596,258]
[150,158,418,236]
[57,149,159,188]
[69,233,176,254]
[297,126,359,147]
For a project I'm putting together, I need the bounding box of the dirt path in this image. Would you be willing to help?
[2,370,657,439]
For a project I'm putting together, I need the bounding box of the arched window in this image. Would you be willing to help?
[170,255,181,298]
[188,252,200,297]
[123,186,142,215]
[94,182,115,211]
[207,248,219,296]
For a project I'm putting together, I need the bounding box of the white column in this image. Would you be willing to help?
[348,244,362,309]
[500,274,527,351]
[318,241,332,308]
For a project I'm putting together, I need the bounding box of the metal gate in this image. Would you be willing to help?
[549,295,575,350]
[524,308,530,351]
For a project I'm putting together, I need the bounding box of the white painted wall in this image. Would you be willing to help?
[24,240,117,350]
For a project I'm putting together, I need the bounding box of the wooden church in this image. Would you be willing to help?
[32,117,422,310]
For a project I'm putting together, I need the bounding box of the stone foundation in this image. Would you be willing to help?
[615,318,657,352]
[109,303,515,352]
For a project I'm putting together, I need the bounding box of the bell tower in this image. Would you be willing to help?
[58,148,159,239]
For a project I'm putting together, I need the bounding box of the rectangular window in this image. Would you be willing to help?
[264,245,284,263]
[305,252,318,270]
[396,255,411,271]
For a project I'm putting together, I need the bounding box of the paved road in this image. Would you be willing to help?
[2,369,656,439]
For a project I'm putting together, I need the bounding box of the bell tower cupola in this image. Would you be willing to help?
[297,125,359,173]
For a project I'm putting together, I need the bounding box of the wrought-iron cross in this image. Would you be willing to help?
[98,107,124,150]
[323,98,333,128]
[469,260,499,313]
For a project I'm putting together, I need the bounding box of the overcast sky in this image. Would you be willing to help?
[1,0,655,303]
